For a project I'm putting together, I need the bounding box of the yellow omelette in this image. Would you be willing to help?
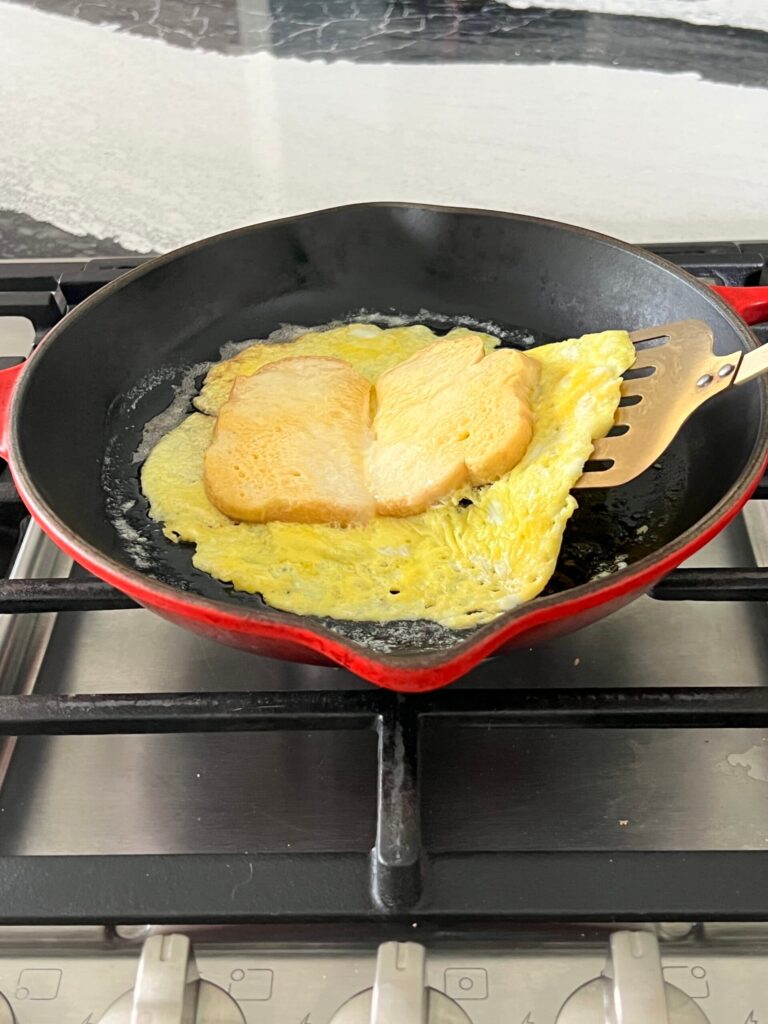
[142,324,634,629]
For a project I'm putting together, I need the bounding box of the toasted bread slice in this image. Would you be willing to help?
[368,335,540,516]
[204,356,375,525]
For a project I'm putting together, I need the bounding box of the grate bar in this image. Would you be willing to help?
[0,850,767,923]
[4,561,768,615]
[0,691,383,734]
[372,700,423,908]
[650,567,768,601]
[0,577,137,612]
[419,687,768,727]
[0,688,767,735]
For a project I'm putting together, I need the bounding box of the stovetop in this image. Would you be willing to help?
[1,242,768,1022]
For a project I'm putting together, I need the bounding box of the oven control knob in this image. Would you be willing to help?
[99,933,245,1024]
[556,931,709,1024]
[0,994,14,1024]
[330,942,473,1023]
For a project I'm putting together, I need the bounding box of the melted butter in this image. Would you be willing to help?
[142,325,635,629]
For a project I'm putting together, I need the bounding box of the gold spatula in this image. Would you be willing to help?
[574,319,768,488]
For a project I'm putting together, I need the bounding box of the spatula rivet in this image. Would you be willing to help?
[696,374,714,388]
[718,363,736,378]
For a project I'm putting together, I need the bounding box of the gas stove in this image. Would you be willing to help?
[0,242,767,1023]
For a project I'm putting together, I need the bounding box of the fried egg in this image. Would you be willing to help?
[141,324,634,629]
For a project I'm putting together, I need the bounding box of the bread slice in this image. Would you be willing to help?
[368,334,540,516]
[204,356,375,525]
[203,336,539,526]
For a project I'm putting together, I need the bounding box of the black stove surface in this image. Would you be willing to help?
[0,243,767,926]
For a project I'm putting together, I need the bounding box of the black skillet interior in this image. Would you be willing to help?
[16,205,765,654]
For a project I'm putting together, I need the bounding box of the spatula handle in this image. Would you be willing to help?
[735,342,768,386]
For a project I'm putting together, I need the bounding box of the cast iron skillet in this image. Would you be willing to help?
[1,204,766,691]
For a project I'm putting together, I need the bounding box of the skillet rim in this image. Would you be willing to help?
[8,202,768,687]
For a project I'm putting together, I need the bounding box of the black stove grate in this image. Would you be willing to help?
[0,243,767,925]
[1,687,768,922]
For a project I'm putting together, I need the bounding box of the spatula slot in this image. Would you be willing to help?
[623,365,656,380]
[633,334,669,352]
[582,459,615,473]
[619,394,643,407]
[607,423,630,437]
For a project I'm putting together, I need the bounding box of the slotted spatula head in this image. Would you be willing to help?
[574,319,763,488]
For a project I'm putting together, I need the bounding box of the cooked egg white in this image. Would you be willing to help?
[142,324,635,629]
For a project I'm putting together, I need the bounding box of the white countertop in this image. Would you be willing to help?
[1,0,767,255]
